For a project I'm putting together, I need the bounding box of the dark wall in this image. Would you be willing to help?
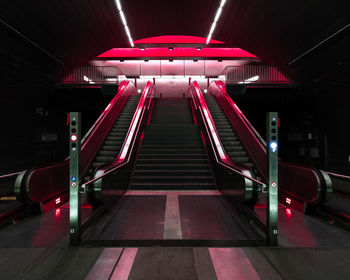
[0,86,109,174]
[234,86,350,175]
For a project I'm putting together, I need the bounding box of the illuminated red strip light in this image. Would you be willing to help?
[98,48,257,59]
[118,81,152,160]
[193,81,226,160]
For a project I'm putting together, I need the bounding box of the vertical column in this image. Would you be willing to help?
[266,112,278,246]
[69,112,82,246]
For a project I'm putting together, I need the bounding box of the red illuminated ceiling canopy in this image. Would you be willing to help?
[134,35,225,45]
[98,48,257,59]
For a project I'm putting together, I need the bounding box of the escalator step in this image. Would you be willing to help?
[225,146,244,151]
[222,140,241,146]
[100,146,121,152]
[99,151,119,156]
[227,151,247,157]
[104,141,123,145]
[230,156,250,163]
[95,156,115,162]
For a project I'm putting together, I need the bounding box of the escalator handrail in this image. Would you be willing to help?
[190,81,265,187]
[326,171,350,182]
[0,171,22,179]
[83,81,154,187]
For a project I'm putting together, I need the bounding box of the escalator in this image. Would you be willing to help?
[205,95,254,168]
[8,81,143,214]
[200,80,332,213]
[91,96,140,169]
[130,98,216,190]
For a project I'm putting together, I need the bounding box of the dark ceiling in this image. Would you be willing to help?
[0,0,349,90]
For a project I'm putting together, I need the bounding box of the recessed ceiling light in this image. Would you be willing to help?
[168,47,173,51]
[140,47,145,51]
[197,47,202,50]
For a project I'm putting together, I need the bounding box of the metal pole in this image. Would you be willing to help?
[69,112,82,246]
[266,112,278,246]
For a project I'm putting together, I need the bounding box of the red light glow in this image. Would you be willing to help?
[55,208,61,217]
[98,48,257,59]
[134,35,225,45]
[286,197,291,205]
[286,208,292,217]
[70,135,77,142]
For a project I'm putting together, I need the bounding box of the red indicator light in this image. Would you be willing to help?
[71,134,77,142]
[286,197,291,204]
[55,198,61,205]
[286,208,292,216]
[55,208,61,217]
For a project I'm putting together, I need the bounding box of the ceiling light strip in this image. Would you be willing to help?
[116,0,134,47]
[206,0,227,44]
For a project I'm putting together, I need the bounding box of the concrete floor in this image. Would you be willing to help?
[1,191,350,279]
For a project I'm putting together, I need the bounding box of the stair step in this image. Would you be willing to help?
[131,176,215,183]
[137,154,207,159]
[129,183,217,191]
[134,164,211,170]
[133,170,212,176]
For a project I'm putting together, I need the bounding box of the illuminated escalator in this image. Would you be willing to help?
[204,95,255,168]
[91,96,140,169]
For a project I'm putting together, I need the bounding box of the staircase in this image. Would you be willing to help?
[91,95,140,169]
[204,95,254,168]
[129,98,216,190]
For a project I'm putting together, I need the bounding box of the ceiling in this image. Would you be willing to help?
[0,0,349,90]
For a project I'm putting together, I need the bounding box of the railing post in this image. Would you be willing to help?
[69,112,82,246]
[266,112,278,246]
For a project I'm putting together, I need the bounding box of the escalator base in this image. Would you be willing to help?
[83,239,265,248]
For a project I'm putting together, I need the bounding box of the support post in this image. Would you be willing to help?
[69,112,82,246]
[266,112,278,246]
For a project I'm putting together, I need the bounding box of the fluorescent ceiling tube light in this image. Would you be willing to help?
[220,0,227,7]
[120,11,127,26]
[116,0,122,11]
[125,25,131,38]
[115,0,134,47]
[214,7,222,22]
[206,0,228,44]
